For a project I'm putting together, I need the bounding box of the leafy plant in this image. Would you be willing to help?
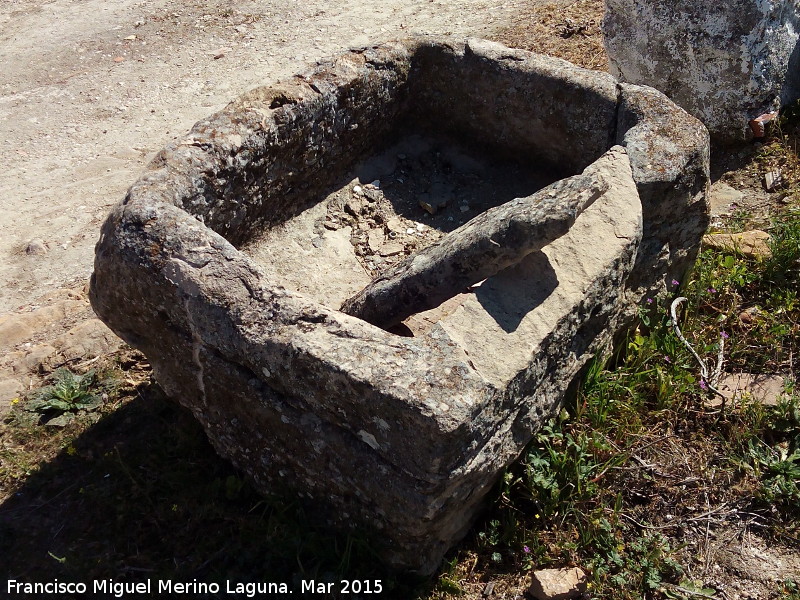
[742,438,800,505]
[38,369,101,412]
[29,369,103,415]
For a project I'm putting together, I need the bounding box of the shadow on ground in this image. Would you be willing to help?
[0,382,431,599]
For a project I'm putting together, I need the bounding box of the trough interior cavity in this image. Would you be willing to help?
[243,132,557,314]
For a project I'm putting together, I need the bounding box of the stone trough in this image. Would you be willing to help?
[90,38,709,575]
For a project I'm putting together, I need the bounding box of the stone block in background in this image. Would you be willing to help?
[604,0,800,143]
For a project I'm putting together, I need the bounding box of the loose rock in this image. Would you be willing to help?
[707,182,744,217]
[717,373,788,407]
[528,567,588,600]
[25,239,47,255]
[764,170,783,192]
[703,230,772,259]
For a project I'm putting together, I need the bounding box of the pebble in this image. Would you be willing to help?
[419,193,436,215]
[460,204,470,212]
[25,239,47,255]
[380,242,405,256]
[353,185,363,195]
[363,188,381,203]
[406,228,416,235]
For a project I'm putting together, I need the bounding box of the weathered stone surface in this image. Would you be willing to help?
[14,344,57,374]
[52,318,122,361]
[604,0,800,143]
[90,37,707,574]
[718,373,789,406]
[703,230,772,259]
[528,567,588,600]
[0,299,86,351]
[708,181,745,217]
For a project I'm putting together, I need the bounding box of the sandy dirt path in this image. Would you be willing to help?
[0,0,522,313]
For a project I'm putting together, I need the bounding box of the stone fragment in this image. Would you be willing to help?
[604,0,800,143]
[703,230,772,259]
[717,373,788,407]
[363,188,382,203]
[418,193,437,215]
[344,197,364,217]
[17,344,57,374]
[750,111,779,138]
[528,567,588,600]
[386,217,405,233]
[765,170,783,192]
[367,229,384,253]
[707,182,744,217]
[379,241,405,257]
[25,239,47,255]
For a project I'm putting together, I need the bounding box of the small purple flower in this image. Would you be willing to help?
[523,545,531,554]
[671,279,680,286]
[707,287,717,294]
[646,297,654,304]
[663,355,671,364]
[720,330,729,339]
[699,379,708,391]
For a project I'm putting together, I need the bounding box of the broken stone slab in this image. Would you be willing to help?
[90,37,707,574]
[717,373,789,407]
[703,230,772,259]
[708,182,744,217]
[604,0,800,144]
[528,567,588,600]
[765,169,784,192]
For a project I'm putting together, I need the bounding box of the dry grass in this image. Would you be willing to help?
[494,0,608,71]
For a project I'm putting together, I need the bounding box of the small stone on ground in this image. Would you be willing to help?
[527,567,587,600]
[702,230,771,259]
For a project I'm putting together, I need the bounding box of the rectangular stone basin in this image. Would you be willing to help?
[90,37,709,574]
